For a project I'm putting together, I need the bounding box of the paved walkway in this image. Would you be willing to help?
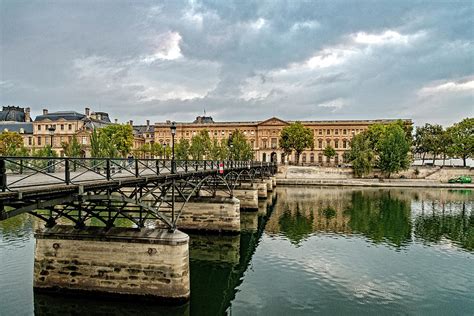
[276,178,474,188]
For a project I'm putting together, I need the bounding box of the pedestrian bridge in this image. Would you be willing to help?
[0,156,277,302]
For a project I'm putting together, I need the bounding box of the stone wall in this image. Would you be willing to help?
[175,197,240,233]
[34,226,190,302]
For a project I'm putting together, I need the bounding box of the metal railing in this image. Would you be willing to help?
[0,156,276,191]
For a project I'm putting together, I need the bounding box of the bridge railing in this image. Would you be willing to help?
[0,156,276,191]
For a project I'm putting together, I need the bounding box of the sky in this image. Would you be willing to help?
[0,0,473,127]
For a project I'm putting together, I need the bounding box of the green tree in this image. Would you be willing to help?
[90,124,133,158]
[209,138,221,160]
[229,130,253,161]
[61,137,83,157]
[175,139,190,160]
[376,124,411,178]
[279,122,314,164]
[424,124,444,164]
[0,131,25,156]
[346,133,374,177]
[447,118,474,167]
[190,130,212,160]
[323,145,336,164]
[414,125,430,164]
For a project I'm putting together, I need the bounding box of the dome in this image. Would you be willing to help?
[0,106,28,122]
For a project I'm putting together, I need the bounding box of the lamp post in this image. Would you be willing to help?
[170,121,176,174]
[169,122,177,231]
[47,125,56,173]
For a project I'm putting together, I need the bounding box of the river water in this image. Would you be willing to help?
[0,187,473,315]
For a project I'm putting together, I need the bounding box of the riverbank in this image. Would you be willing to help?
[277,178,474,188]
[277,165,474,188]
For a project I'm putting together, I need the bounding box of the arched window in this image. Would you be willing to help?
[302,153,307,163]
[310,153,315,163]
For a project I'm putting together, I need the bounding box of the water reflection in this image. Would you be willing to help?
[269,187,473,252]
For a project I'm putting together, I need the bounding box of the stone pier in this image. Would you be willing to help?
[175,196,240,233]
[257,181,268,199]
[265,178,273,192]
[271,176,276,187]
[240,211,258,232]
[234,185,258,211]
[34,225,190,303]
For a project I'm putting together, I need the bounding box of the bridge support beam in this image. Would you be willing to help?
[257,181,268,199]
[34,226,190,303]
[176,197,240,233]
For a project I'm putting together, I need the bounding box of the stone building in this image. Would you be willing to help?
[33,108,111,156]
[154,116,412,164]
[0,106,34,148]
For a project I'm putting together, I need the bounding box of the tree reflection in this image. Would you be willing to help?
[278,205,314,245]
[414,201,473,251]
[345,191,412,248]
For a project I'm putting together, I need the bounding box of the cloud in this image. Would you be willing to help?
[317,99,346,112]
[141,31,183,63]
[418,78,474,97]
[352,30,417,45]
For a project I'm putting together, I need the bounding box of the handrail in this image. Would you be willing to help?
[0,156,277,192]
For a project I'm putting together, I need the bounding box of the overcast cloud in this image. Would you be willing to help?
[1,0,473,126]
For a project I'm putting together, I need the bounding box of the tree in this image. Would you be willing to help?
[61,137,83,157]
[90,124,133,158]
[447,118,474,167]
[229,130,253,161]
[279,122,314,164]
[424,124,444,164]
[190,130,212,160]
[175,139,190,160]
[376,124,411,178]
[323,145,336,164]
[414,125,429,164]
[346,133,374,177]
[0,131,25,156]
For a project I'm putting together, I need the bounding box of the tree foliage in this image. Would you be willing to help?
[175,139,190,160]
[90,124,133,158]
[229,130,253,161]
[279,122,314,164]
[189,130,212,160]
[0,131,26,156]
[447,118,474,167]
[61,137,83,157]
[376,124,411,178]
[323,145,336,161]
[346,133,375,177]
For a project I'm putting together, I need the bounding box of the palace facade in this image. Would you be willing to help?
[154,116,412,164]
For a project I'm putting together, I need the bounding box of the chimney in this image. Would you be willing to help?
[129,120,133,126]
[146,120,150,127]
[43,109,48,115]
[114,118,118,124]
[85,107,90,116]
[25,107,31,122]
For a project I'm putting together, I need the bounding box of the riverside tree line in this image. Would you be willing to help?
[0,117,472,177]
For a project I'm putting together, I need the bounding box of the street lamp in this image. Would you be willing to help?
[47,125,56,173]
[170,121,176,174]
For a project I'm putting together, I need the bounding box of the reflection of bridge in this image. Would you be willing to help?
[0,156,277,303]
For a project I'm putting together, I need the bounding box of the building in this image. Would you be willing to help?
[154,116,412,164]
[0,106,34,148]
[33,107,111,156]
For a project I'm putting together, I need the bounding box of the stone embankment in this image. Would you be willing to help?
[277,166,474,188]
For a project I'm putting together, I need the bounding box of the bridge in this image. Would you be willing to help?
[0,156,277,303]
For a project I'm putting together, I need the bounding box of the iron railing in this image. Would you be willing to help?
[0,156,276,191]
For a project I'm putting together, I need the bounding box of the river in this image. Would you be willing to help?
[1,186,473,315]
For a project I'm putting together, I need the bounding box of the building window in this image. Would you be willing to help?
[318,154,323,163]
[319,129,322,135]
[326,139,331,147]
[271,138,277,149]
[82,136,87,145]
[343,140,347,148]
[302,153,307,163]
[37,137,42,146]
[335,140,339,148]
[38,125,41,131]
[318,140,323,148]
[335,129,339,135]
[28,137,32,146]
[61,124,64,131]
[343,129,347,135]
[68,124,72,130]
[19,128,24,134]
[326,129,330,135]
[310,153,314,163]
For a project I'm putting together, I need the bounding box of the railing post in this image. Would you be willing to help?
[185,160,188,172]
[204,160,207,170]
[156,159,160,175]
[0,159,6,192]
[106,159,111,181]
[19,159,23,175]
[135,158,139,177]
[65,158,70,184]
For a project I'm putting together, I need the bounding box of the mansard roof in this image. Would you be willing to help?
[35,111,86,122]
[0,122,33,134]
[0,106,29,122]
